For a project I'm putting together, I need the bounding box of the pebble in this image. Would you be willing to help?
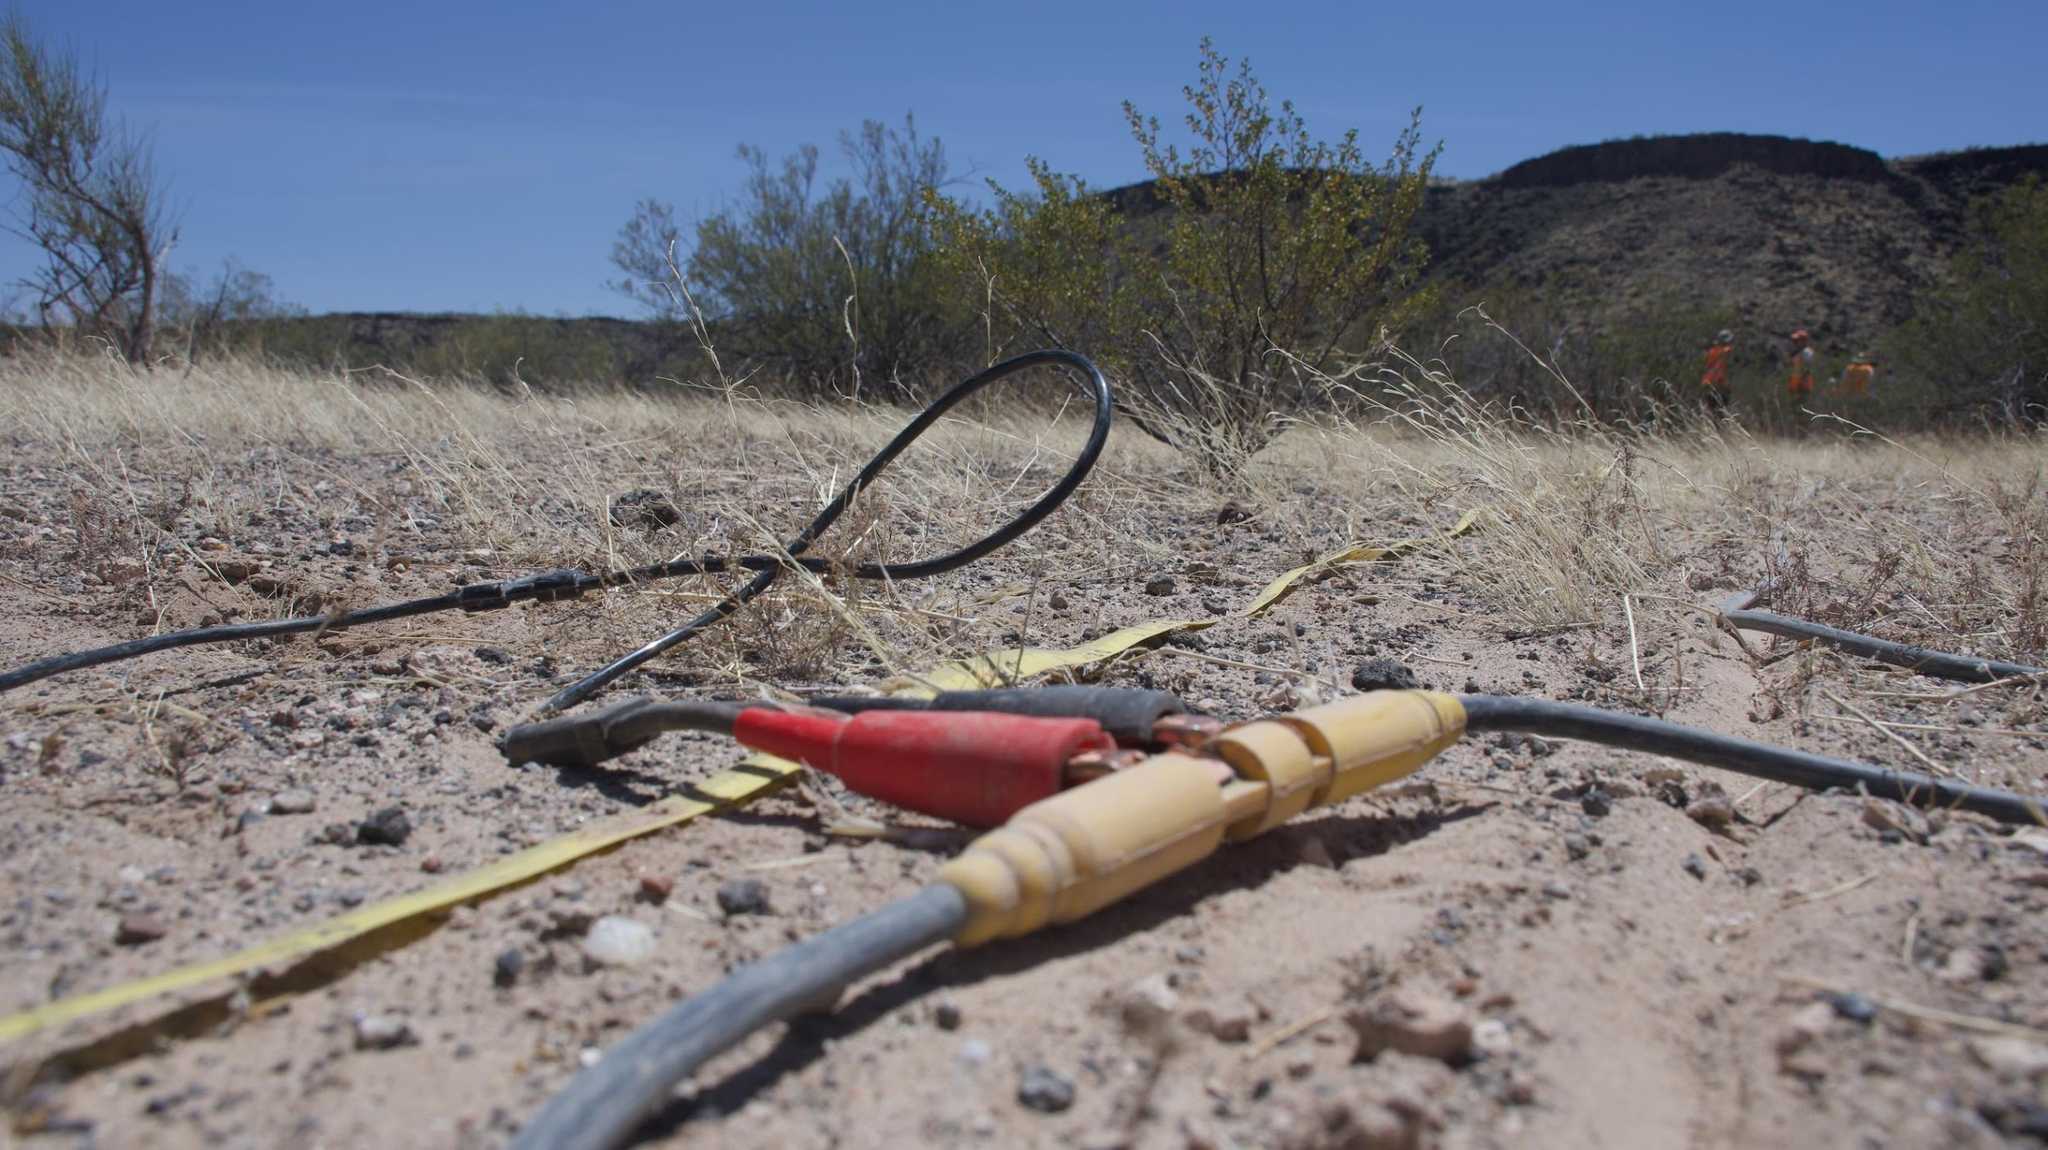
[1143,575,1176,597]
[1184,1000,1256,1043]
[637,874,674,904]
[582,916,657,968]
[1825,991,1877,1025]
[716,878,772,917]
[957,1038,992,1067]
[1563,834,1591,861]
[493,948,526,988]
[932,1002,963,1031]
[271,790,317,815]
[1685,794,1735,829]
[1681,853,1708,880]
[1471,1018,1514,1057]
[353,1014,416,1051]
[1346,989,1474,1063]
[1017,1065,1076,1113]
[1970,1036,2048,1081]
[1350,658,1419,692]
[1579,788,1612,817]
[356,807,412,847]
[114,914,168,946]
[1541,881,1572,900]
[1774,1000,1836,1059]
[1117,973,1181,1029]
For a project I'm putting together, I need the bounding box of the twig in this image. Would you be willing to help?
[1781,870,1877,907]
[1622,593,1646,692]
[1819,688,1954,778]
[1243,1007,1339,1062]
[1809,714,2045,739]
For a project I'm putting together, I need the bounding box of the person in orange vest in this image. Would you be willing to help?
[1701,328,1734,411]
[1835,351,1875,398]
[1786,328,1817,399]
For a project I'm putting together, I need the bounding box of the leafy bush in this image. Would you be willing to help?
[611,116,966,399]
[929,39,1437,472]
[1887,176,2048,424]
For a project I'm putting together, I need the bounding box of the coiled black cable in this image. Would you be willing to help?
[0,350,1114,709]
[1459,694,2046,825]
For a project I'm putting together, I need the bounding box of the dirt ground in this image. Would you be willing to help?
[2,356,2046,1149]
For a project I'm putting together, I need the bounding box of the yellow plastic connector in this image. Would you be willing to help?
[935,753,1231,946]
[937,691,1469,946]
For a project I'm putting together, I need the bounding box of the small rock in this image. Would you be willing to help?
[271,790,317,816]
[1938,947,1994,984]
[1682,853,1708,880]
[1048,591,1070,611]
[1347,990,1474,1063]
[1563,834,1591,861]
[353,1014,416,1051]
[1826,992,1877,1025]
[1971,1036,2048,1081]
[1774,1000,1836,1060]
[1541,881,1572,900]
[932,1001,962,1031]
[473,646,513,666]
[1216,502,1250,525]
[716,878,772,917]
[356,807,412,847]
[1184,1000,1255,1044]
[493,948,526,988]
[1580,788,1611,818]
[582,916,657,968]
[1017,1065,1076,1113]
[114,914,168,946]
[1143,575,1176,597]
[957,1038,992,1066]
[1350,658,1419,692]
[1471,1018,1513,1058]
[637,874,674,904]
[1686,794,1736,830]
[1116,973,1181,1029]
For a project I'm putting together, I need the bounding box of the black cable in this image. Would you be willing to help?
[1458,694,2046,826]
[496,696,748,768]
[0,350,1114,706]
[1719,594,2045,684]
[511,884,966,1150]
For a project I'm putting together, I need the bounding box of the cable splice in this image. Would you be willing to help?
[515,689,2048,1149]
[0,350,1114,705]
[1458,693,2045,825]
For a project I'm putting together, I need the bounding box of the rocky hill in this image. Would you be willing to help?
[1407,134,2048,352]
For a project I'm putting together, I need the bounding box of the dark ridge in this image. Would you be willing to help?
[1493,133,1889,188]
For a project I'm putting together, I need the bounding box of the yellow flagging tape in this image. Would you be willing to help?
[918,510,1483,692]
[0,756,801,1045]
[1,509,1480,1050]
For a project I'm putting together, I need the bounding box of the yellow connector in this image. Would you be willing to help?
[937,691,1468,946]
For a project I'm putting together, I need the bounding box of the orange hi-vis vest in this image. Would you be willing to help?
[1839,360,1874,396]
[1787,346,1815,395]
[1702,343,1732,390]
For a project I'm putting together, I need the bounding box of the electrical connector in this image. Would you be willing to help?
[732,707,1118,828]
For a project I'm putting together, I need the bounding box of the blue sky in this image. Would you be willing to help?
[3,0,2041,317]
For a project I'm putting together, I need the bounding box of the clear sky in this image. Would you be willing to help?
[2,0,2041,318]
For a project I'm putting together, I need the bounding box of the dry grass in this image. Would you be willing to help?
[3,345,2043,713]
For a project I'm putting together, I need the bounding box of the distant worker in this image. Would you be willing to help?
[1701,328,1734,411]
[1835,351,1876,398]
[1786,328,1817,400]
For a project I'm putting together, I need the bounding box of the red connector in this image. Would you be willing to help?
[731,707,1117,827]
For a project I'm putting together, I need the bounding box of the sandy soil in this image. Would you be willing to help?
[2,364,2046,1149]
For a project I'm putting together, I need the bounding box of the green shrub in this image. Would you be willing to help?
[611,116,967,400]
[929,39,1437,472]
